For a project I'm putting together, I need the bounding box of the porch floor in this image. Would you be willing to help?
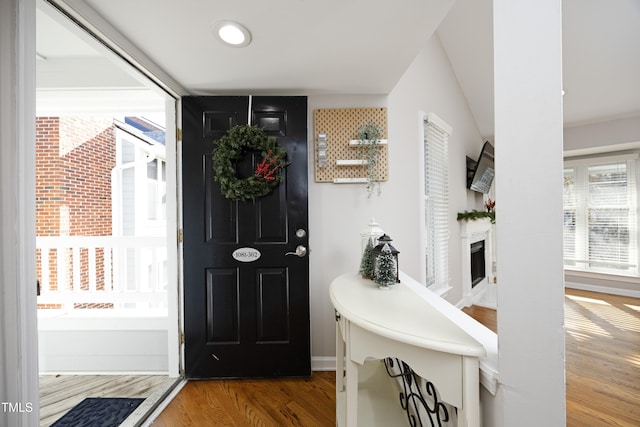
[39,375,178,427]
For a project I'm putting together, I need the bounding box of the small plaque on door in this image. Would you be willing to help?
[232,247,261,262]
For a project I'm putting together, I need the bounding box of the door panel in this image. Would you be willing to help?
[253,110,287,137]
[256,267,289,343]
[204,155,238,243]
[254,189,287,242]
[206,268,240,343]
[203,110,239,136]
[182,95,309,378]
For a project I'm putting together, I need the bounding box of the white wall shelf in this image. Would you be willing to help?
[348,139,388,146]
[336,159,368,166]
[333,178,369,184]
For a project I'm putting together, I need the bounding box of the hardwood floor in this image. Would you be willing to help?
[150,373,336,427]
[150,289,638,427]
[564,289,640,427]
[464,288,640,427]
[460,304,497,333]
[39,375,177,427]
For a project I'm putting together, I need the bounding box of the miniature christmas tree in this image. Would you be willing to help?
[359,238,375,279]
[374,243,397,288]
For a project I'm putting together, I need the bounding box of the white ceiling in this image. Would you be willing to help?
[79,0,454,95]
[438,0,640,137]
[37,0,640,138]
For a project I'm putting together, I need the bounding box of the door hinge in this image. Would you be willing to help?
[177,128,183,141]
[178,229,183,243]
[180,332,185,344]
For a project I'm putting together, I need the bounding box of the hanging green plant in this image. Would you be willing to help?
[212,125,289,201]
[357,121,383,197]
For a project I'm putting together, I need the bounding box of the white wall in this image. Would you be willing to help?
[308,34,484,361]
[387,33,485,305]
[38,317,168,373]
[564,116,640,152]
[308,94,389,363]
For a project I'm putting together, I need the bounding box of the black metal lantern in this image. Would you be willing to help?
[372,234,400,283]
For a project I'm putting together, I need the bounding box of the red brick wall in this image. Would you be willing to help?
[36,118,61,304]
[36,117,62,238]
[58,117,115,237]
[36,117,116,309]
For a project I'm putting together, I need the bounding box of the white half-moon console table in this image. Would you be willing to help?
[330,273,486,427]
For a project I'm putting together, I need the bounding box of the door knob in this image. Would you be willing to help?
[286,245,307,257]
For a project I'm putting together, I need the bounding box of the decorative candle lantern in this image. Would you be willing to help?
[372,234,400,284]
[360,217,385,254]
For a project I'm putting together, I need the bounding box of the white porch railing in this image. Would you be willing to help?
[37,235,167,312]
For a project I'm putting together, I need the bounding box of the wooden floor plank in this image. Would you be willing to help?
[564,289,640,427]
[461,304,497,333]
[39,375,175,427]
[40,375,119,407]
[465,288,640,427]
[151,289,638,426]
[151,373,336,427]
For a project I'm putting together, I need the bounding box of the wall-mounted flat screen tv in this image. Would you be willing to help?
[466,141,495,194]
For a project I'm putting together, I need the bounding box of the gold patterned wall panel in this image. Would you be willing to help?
[313,107,388,183]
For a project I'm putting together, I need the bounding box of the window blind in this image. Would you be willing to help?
[563,156,638,274]
[424,114,451,289]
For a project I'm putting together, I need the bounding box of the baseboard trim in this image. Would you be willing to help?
[565,281,640,299]
[311,356,336,372]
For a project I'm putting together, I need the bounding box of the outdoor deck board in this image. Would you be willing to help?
[39,375,176,427]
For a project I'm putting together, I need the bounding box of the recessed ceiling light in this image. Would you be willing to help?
[213,20,251,48]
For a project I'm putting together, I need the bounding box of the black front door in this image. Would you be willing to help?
[182,96,310,378]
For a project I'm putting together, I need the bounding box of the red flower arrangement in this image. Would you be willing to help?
[485,198,496,212]
[255,150,282,182]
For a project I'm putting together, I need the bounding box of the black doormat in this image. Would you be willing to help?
[51,397,145,427]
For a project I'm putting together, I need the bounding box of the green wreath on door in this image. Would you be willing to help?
[212,125,289,201]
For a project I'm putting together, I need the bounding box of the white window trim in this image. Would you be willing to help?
[564,153,638,168]
[418,112,452,295]
[563,152,640,277]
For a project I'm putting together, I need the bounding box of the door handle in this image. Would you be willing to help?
[285,245,307,257]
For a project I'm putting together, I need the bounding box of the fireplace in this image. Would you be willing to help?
[460,218,494,307]
[470,240,486,288]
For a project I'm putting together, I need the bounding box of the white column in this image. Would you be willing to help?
[493,0,566,426]
[0,0,39,425]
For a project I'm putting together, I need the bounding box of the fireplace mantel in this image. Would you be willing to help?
[460,218,494,307]
[460,217,492,239]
